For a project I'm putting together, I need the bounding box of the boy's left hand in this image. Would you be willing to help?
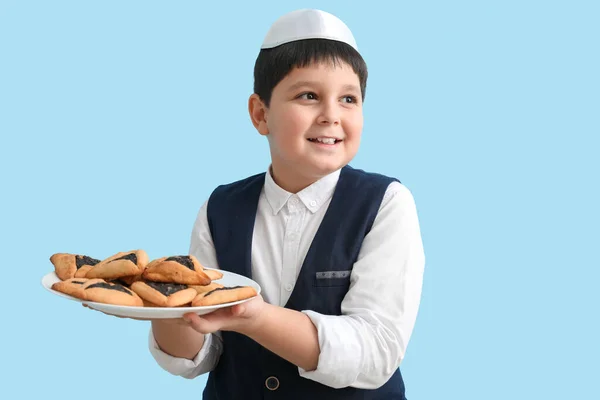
[182,294,267,335]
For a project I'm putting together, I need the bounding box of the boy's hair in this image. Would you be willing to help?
[253,39,368,107]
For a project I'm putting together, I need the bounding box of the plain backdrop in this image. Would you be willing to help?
[0,1,598,398]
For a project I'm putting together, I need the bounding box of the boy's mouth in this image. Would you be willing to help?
[307,137,342,145]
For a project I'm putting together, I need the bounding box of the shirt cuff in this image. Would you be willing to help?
[297,310,362,388]
[147,328,218,379]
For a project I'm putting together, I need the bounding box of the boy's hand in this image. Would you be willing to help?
[182,294,267,335]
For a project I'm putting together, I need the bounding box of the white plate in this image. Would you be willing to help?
[41,270,261,319]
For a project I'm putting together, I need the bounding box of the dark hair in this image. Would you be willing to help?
[253,39,368,107]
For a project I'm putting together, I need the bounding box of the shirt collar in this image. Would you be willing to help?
[264,166,341,215]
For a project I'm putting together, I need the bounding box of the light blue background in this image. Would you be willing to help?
[1,0,598,398]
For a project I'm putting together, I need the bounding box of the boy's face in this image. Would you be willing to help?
[254,61,363,190]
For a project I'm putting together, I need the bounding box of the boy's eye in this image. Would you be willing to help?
[342,95,358,104]
[298,92,317,100]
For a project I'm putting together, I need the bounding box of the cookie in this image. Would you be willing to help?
[83,281,143,307]
[203,269,223,281]
[142,255,211,285]
[191,286,257,307]
[86,250,149,280]
[130,281,197,307]
[142,299,161,307]
[50,253,102,281]
[111,274,142,287]
[51,278,104,300]
[189,281,224,294]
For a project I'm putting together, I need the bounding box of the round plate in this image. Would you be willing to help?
[41,270,261,319]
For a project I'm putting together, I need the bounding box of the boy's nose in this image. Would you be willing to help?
[317,102,340,126]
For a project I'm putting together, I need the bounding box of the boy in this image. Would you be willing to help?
[149,9,425,400]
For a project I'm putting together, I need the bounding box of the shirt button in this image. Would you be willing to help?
[310,200,317,207]
[284,284,293,292]
[265,376,280,390]
[289,198,298,206]
[287,232,297,240]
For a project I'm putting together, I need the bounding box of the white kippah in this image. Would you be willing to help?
[261,9,358,51]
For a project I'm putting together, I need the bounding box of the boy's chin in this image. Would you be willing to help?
[307,160,349,177]
[273,155,352,180]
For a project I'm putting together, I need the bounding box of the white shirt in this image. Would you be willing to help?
[148,167,425,389]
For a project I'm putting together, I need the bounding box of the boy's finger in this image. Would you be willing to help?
[184,314,214,333]
[231,304,245,316]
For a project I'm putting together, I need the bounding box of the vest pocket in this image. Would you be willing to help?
[314,270,351,287]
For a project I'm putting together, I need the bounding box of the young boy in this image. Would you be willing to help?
[148,9,425,400]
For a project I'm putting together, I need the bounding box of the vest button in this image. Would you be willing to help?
[265,376,280,391]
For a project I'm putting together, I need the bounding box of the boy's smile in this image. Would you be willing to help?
[249,61,363,193]
[307,136,342,146]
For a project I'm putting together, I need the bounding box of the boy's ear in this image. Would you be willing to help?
[248,94,269,135]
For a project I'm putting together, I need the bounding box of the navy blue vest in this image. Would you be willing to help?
[204,165,407,400]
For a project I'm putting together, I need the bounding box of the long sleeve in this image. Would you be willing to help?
[148,329,223,379]
[147,200,225,378]
[299,182,425,389]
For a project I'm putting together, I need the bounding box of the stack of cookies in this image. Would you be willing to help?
[49,250,257,308]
